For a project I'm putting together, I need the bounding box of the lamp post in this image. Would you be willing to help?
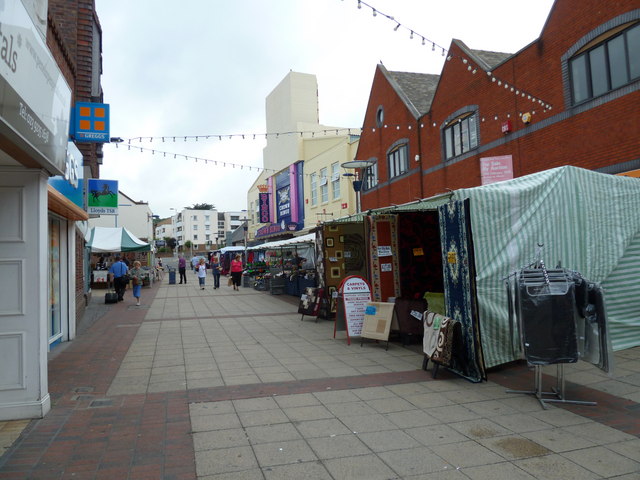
[340,159,377,213]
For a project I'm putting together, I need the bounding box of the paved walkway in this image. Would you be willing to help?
[1,273,639,479]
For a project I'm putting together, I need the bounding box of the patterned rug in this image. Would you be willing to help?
[438,199,486,382]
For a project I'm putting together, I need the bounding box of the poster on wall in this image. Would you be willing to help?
[87,178,118,215]
[480,155,513,185]
[334,275,372,344]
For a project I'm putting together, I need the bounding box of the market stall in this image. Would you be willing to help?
[247,233,317,295]
[85,227,154,288]
[320,166,640,383]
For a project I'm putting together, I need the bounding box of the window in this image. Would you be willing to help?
[363,163,378,191]
[320,167,328,203]
[204,215,210,221]
[331,162,340,200]
[310,172,318,206]
[388,144,409,178]
[443,114,478,160]
[193,234,198,240]
[192,215,198,221]
[193,225,198,231]
[570,23,640,104]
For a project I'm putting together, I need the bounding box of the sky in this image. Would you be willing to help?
[95,0,555,219]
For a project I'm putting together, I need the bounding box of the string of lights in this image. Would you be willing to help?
[109,142,278,174]
[120,103,549,146]
[345,0,553,110]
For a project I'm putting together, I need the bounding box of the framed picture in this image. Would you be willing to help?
[339,235,345,243]
[326,237,334,248]
[331,267,341,278]
[328,225,339,232]
[335,250,343,259]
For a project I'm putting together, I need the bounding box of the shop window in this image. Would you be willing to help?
[388,144,409,179]
[570,22,639,104]
[443,113,478,160]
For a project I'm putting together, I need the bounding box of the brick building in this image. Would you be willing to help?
[47,0,104,327]
[358,0,640,210]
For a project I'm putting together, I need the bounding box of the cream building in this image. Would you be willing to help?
[246,72,359,244]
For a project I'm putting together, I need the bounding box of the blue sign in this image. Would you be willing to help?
[48,142,83,208]
[71,102,110,143]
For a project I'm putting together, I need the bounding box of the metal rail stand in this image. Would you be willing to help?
[506,364,597,410]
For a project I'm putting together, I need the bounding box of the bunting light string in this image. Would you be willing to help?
[123,128,362,144]
[345,0,553,110]
[119,103,547,148]
[111,142,280,175]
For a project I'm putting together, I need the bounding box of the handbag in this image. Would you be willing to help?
[228,277,233,286]
[132,276,139,286]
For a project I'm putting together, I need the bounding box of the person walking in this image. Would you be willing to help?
[108,255,129,302]
[178,254,187,284]
[191,254,200,273]
[230,254,243,291]
[210,255,221,289]
[196,257,207,290]
[129,260,144,306]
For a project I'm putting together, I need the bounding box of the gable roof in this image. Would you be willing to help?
[379,64,439,118]
[453,38,513,71]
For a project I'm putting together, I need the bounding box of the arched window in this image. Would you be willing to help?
[388,143,409,179]
[570,21,639,104]
[443,112,478,160]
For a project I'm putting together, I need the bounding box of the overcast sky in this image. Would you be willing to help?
[95,0,555,219]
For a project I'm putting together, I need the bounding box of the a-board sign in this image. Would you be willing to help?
[298,287,322,318]
[361,302,395,343]
[334,275,372,344]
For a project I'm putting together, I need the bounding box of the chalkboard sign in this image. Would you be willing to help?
[298,287,322,321]
[334,275,372,345]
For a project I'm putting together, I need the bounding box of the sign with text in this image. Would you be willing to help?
[0,0,72,174]
[259,193,270,223]
[480,155,513,185]
[334,275,372,344]
[72,102,110,143]
[87,179,118,215]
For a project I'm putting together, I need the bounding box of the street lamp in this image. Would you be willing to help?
[341,159,377,213]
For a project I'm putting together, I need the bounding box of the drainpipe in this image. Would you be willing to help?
[416,115,425,199]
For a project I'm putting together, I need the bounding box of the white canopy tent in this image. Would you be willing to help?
[86,226,151,253]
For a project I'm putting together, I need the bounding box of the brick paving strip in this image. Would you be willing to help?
[0,280,638,479]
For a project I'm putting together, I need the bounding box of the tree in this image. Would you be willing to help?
[190,203,215,210]
[166,237,177,251]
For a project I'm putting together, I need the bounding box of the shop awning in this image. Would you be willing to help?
[247,233,315,250]
[86,226,151,252]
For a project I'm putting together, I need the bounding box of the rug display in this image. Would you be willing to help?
[438,199,486,382]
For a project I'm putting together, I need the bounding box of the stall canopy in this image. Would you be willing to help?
[247,233,315,250]
[86,227,151,252]
[454,166,640,368]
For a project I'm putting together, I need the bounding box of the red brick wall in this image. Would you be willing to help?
[361,0,640,205]
[358,67,425,211]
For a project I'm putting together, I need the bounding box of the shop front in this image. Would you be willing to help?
[0,1,73,420]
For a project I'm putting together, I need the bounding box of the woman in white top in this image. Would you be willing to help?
[196,257,207,290]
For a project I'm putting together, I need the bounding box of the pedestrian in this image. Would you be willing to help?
[210,254,221,289]
[191,254,199,273]
[196,257,207,289]
[230,253,243,291]
[178,254,187,284]
[129,260,144,306]
[108,255,129,302]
